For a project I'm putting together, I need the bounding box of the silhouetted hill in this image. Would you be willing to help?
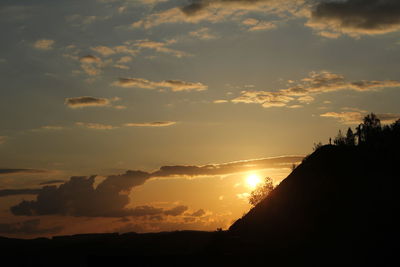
[229,144,396,265]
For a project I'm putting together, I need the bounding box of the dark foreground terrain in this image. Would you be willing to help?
[1,115,397,266]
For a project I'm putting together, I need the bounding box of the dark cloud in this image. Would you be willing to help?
[0,188,42,197]
[0,168,48,175]
[0,219,62,235]
[11,171,151,217]
[65,96,116,108]
[129,205,164,217]
[39,180,65,185]
[308,0,400,37]
[164,205,188,216]
[181,1,210,16]
[188,209,206,217]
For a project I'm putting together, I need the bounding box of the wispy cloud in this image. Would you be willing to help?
[134,39,190,58]
[33,39,55,50]
[132,0,305,29]
[124,121,177,127]
[113,77,208,92]
[75,121,177,130]
[320,110,400,125]
[189,27,218,40]
[232,71,400,108]
[242,18,276,31]
[151,156,303,178]
[75,122,118,130]
[0,169,49,175]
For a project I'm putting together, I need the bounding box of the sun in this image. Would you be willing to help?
[246,174,262,189]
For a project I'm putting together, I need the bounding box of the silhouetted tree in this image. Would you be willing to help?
[345,127,355,146]
[249,177,274,206]
[334,130,346,146]
[356,113,381,144]
[313,142,323,151]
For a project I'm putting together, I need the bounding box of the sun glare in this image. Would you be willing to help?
[246,174,262,189]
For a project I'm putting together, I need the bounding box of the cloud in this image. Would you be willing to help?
[77,55,104,76]
[39,180,65,185]
[232,71,400,108]
[11,171,151,217]
[91,46,116,56]
[66,14,99,26]
[33,39,55,50]
[214,100,228,104]
[79,55,101,63]
[0,188,42,197]
[163,205,188,216]
[0,169,48,175]
[189,27,218,40]
[65,96,120,108]
[40,126,64,130]
[307,0,400,38]
[117,56,133,64]
[134,39,189,58]
[132,0,305,29]
[138,0,168,5]
[0,219,62,235]
[90,45,137,57]
[75,121,176,130]
[113,77,208,92]
[8,171,192,219]
[7,155,301,218]
[75,122,118,130]
[321,111,400,125]
[242,18,276,31]
[187,209,206,217]
[124,121,177,127]
[151,156,303,178]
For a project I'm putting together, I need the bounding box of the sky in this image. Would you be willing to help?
[1,0,400,238]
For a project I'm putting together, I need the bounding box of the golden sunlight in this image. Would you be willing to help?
[246,174,262,189]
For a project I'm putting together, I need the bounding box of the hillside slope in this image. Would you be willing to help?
[229,144,396,265]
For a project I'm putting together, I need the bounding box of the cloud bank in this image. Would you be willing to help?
[8,156,301,217]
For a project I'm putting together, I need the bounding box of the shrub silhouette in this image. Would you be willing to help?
[248,177,274,206]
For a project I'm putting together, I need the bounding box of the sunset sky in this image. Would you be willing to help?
[1,0,400,238]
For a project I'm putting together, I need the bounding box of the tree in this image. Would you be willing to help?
[345,127,355,146]
[334,130,346,146]
[356,113,381,144]
[249,177,274,206]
